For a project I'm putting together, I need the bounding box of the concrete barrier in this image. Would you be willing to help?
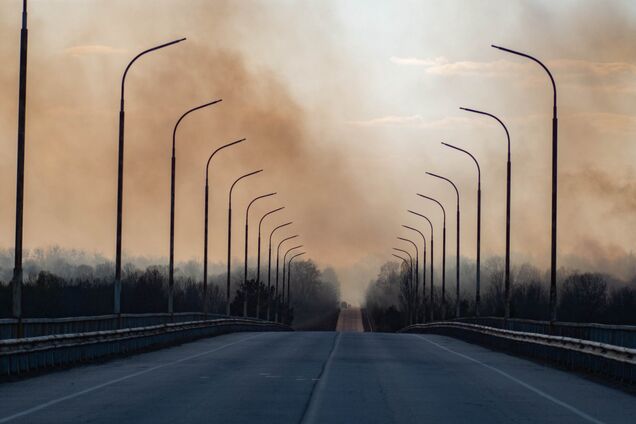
[0,312,229,340]
[454,316,636,349]
[0,318,291,376]
[400,321,636,384]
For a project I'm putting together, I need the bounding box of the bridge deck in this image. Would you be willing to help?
[0,332,634,423]
[335,307,364,332]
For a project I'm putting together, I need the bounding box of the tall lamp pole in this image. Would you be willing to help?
[408,210,435,321]
[11,0,29,324]
[287,252,306,315]
[275,234,299,321]
[492,44,558,322]
[256,207,284,318]
[226,170,263,315]
[267,222,292,320]
[460,106,511,320]
[202,138,245,315]
[393,247,414,323]
[403,225,426,323]
[243,192,276,317]
[442,142,482,316]
[417,195,447,319]
[169,100,222,315]
[115,37,185,316]
[427,172,461,318]
[398,237,419,323]
[282,245,303,310]
[392,249,413,324]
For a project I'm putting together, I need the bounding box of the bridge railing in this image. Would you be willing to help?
[0,312,229,340]
[400,321,636,384]
[0,317,291,376]
[453,317,636,349]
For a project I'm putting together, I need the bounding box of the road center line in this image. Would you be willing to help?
[0,332,268,424]
[299,332,342,424]
[416,335,605,424]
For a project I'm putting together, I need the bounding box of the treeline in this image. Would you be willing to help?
[365,257,636,332]
[0,248,340,329]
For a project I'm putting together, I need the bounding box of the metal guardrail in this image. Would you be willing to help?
[400,321,636,384]
[0,312,228,340]
[454,316,636,349]
[0,318,291,376]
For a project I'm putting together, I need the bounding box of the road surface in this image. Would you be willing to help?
[335,307,364,332]
[0,332,634,423]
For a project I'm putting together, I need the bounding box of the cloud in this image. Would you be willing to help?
[348,115,483,129]
[391,55,636,78]
[64,45,127,57]
[568,112,636,134]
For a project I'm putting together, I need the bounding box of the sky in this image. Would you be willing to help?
[1,0,635,303]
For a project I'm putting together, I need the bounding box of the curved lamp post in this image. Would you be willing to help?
[398,237,419,324]
[243,192,276,317]
[114,37,185,315]
[393,247,414,322]
[392,254,412,282]
[226,170,263,315]
[442,142,482,317]
[417,195,447,319]
[287,251,306,311]
[281,244,303,323]
[287,252,307,314]
[460,106,511,320]
[275,234,299,321]
[267,222,292,320]
[392,249,413,324]
[427,172,461,318]
[492,44,558,322]
[408,210,435,321]
[169,99,222,315]
[11,0,29,322]
[202,138,245,315]
[256,207,284,318]
[403,225,426,323]
[282,245,303,303]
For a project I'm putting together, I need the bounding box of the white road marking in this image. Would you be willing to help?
[0,333,267,423]
[300,332,342,424]
[416,335,606,424]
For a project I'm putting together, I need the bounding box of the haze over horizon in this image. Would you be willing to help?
[1,0,635,304]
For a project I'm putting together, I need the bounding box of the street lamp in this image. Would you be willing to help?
[393,247,414,322]
[11,0,29,323]
[281,243,303,322]
[460,106,511,320]
[243,192,276,317]
[427,172,461,318]
[202,138,245,315]
[114,37,186,316]
[226,170,263,315]
[442,142,482,317]
[417,195,447,319]
[392,254,412,285]
[392,249,413,324]
[287,252,306,312]
[403,225,426,322]
[169,99,222,315]
[275,234,299,321]
[256,207,284,318]
[408,210,435,321]
[492,44,559,322]
[267,222,293,320]
[398,237,419,324]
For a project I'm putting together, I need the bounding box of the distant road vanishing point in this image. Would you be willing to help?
[335,307,364,332]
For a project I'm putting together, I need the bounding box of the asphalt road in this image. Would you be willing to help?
[1,332,635,423]
[335,307,364,332]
